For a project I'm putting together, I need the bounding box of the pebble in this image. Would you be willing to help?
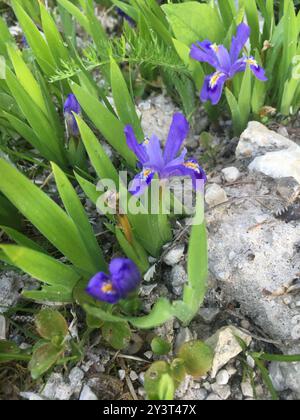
[222,167,241,183]
[216,370,230,385]
[241,381,254,398]
[199,307,220,324]
[206,393,222,400]
[246,355,256,369]
[79,385,98,401]
[118,369,126,381]
[211,383,231,400]
[205,184,228,207]
[129,371,139,381]
[163,245,185,266]
[144,351,153,360]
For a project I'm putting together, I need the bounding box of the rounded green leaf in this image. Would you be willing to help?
[151,337,171,355]
[36,309,68,342]
[178,340,213,378]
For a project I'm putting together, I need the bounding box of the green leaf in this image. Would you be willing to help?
[162,2,225,47]
[56,0,91,34]
[0,225,45,253]
[71,83,136,167]
[245,0,260,50]
[0,158,97,274]
[144,361,174,400]
[0,195,22,230]
[29,342,63,380]
[52,162,106,272]
[151,337,171,355]
[110,56,143,139]
[40,3,69,66]
[36,309,68,341]
[178,340,213,378]
[102,321,132,350]
[225,87,242,135]
[238,66,252,130]
[0,340,30,363]
[0,245,80,291]
[11,0,56,76]
[115,228,149,274]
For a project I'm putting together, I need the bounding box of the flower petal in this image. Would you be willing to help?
[124,125,148,165]
[200,72,228,105]
[250,64,268,81]
[110,258,141,298]
[164,113,189,164]
[190,41,218,67]
[230,23,250,63]
[215,45,232,72]
[64,94,81,115]
[128,168,155,196]
[162,159,207,190]
[86,272,120,304]
[143,134,164,170]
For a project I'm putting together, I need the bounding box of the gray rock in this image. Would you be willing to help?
[211,383,231,400]
[199,307,220,324]
[241,381,254,398]
[208,175,300,351]
[0,315,6,340]
[0,272,24,313]
[222,167,241,183]
[216,369,230,385]
[206,326,252,378]
[206,393,222,400]
[269,362,300,398]
[205,184,228,207]
[20,392,46,401]
[79,385,98,401]
[170,265,187,296]
[163,245,185,266]
[174,327,194,353]
[42,373,73,400]
[236,121,294,158]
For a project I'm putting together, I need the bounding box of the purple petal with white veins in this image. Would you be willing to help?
[164,113,189,164]
[143,134,164,170]
[200,72,228,105]
[230,23,251,63]
[250,64,268,81]
[128,169,155,196]
[215,45,232,72]
[124,125,148,164]
[162,160,207,190]
[190,41,218,67]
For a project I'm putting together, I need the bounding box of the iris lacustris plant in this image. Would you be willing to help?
[125,113,207,196]
[64,94,81,138]
[190,23,268,105]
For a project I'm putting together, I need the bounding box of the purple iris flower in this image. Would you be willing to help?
[125,113,207,196]
[190,23,267,105]
[63,94,81,137]
[86,258,141,304]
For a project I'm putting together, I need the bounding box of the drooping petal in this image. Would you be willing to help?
[86,272,120,304]
[128,168,155,196]
[230,23,251,63]
[143,134,164,170]
[110,258,141,298]
[190,41,219,68]
[164,113,189,164]
[162,159,207,190]
[229,57,246,77]
[200,72,228,105]
[248,62,268,81]
[124,125,148,165]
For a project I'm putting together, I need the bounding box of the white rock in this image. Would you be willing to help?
[144,265,157,282]
[205,184,228,207]
[199,307,220,324]
[206,393,222,400]
[0,272,23,313]
[269,362,300,398]
[42,373,73,400]
[236,121,295,158]
[241,381,254,398]
[206,326,252,378]
[0,315,6,340]
[175,327,194,353]
[222,167,241,183]
[249,146,300,183]
[130,371,139,381]
[211,383,231,400]
[118,369,126,381]
[163,245,185,266]
[20,392,45,401]
[216,369,230,385]
[79,385,98,401]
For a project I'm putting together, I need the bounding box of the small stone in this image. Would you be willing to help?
[222,167,241,183]
[42,373,73,400]
[174,327,193,353]
[144,351,153,360]
[205,184,228,207]
[144,265,157,282]
[140,284,157,297]
[129,371,138,381]
[226,366,237,377]
[206,326,252,378]
[138,372,145,386]
[296,301,300,308]
[241,381,254,398]
[0,272,23,313]
[0,315,6,340]
[118,369,126,381]
[163,245,185,266]
[199,307,220,324]
[68,367,84,397]
[206,393,222,400]
[20,392,45,401]
[246,355,255,369]
[202,382,211,391]
[269,362,300,397]
[170,265,188,287]
[216,370,230,385]
[211,383,231,400]
[79,385,98,401]
[241,320,251,330]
